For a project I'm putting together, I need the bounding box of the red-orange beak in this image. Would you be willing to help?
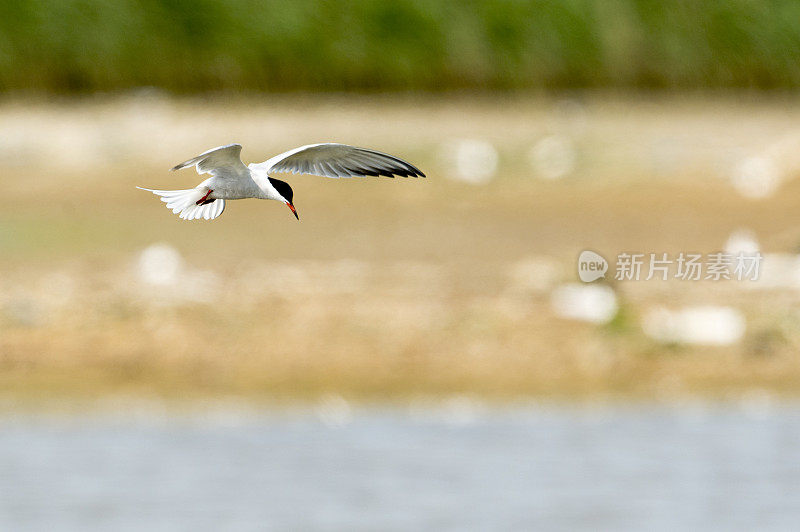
[286,202,299,220]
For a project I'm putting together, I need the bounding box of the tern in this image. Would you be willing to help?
[137,143,425,220]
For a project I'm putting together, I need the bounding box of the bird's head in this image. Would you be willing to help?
[268,177,298,220]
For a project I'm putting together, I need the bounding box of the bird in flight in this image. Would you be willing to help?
[138,143,425,221]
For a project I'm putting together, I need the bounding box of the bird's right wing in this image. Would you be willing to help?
[255,143,425,179]
[171,143,248,179]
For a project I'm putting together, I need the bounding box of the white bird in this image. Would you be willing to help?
[138,143,425,221]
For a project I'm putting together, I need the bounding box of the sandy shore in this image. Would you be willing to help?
[3,94,800,402]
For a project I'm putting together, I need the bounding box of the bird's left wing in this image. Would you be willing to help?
[171,143,248,178]
[256,143,425,179]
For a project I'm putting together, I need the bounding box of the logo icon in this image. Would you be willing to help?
[578,250,608,282]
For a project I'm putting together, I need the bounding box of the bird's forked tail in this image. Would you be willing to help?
[137,187,226,220]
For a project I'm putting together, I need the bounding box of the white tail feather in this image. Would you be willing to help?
[137,187,226,220]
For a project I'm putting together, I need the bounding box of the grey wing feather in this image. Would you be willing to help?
[258,143,425,179]
[171,143,248,178]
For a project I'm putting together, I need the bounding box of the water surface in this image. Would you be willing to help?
[1,403,799,531]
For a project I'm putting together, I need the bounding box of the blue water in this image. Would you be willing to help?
[1,403,799,531]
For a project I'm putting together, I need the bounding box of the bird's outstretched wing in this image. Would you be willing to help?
[171,143,248,178]
[256,143,425,179]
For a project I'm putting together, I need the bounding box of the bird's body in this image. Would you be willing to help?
[197,172,266,201]
[138,143,425,221]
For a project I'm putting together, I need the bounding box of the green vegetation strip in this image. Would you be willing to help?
[3,0,800,93]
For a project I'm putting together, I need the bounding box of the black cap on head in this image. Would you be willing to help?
[268,177,298,219]
[268,177,294,203]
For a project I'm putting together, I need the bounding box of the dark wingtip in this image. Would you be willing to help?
[405,165,425,178]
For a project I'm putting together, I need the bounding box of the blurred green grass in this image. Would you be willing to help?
[3,0,800,93]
